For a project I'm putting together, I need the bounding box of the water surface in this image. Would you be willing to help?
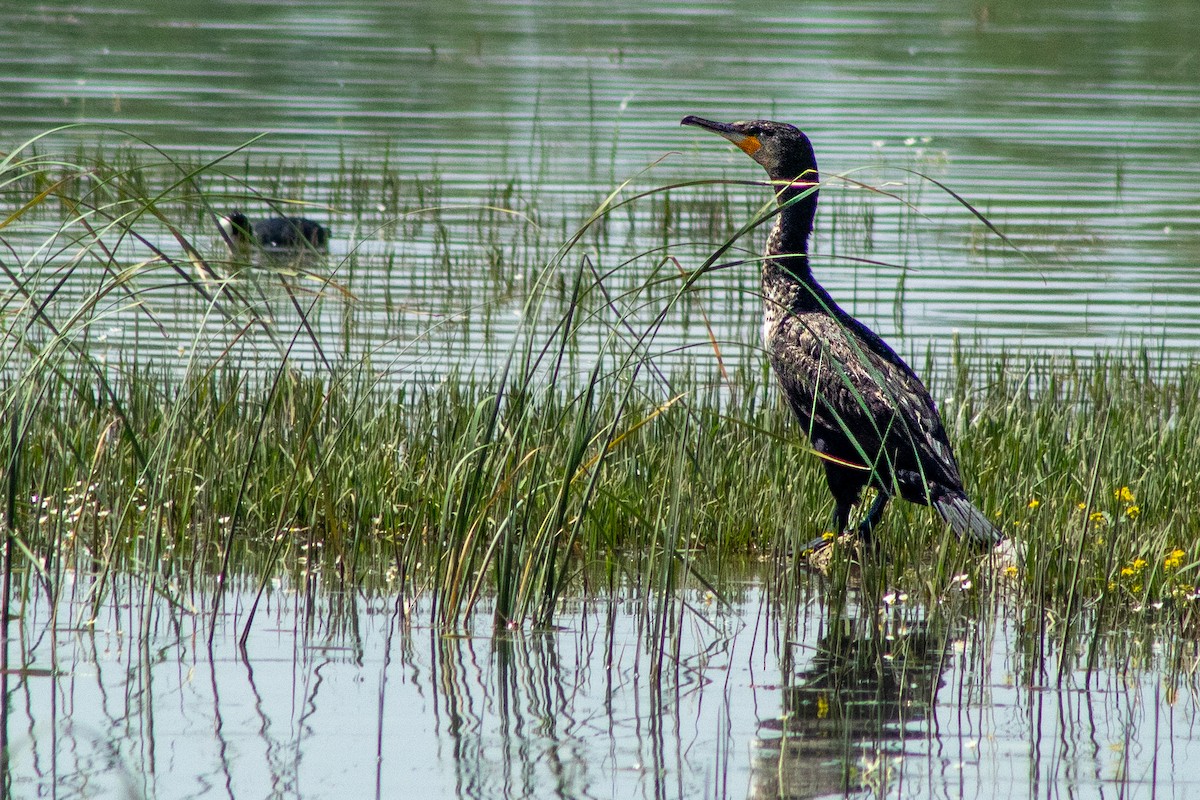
[2,0,1199,383]
[3,4,1200,797]
[5,575,1196,799]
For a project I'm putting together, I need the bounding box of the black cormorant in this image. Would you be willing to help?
[220,211,329,252]
[681,115,1002,549]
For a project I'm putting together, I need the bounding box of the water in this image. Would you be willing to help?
[6,575,1197,799]
[2,0,1199,385]
[4,3,1200,797]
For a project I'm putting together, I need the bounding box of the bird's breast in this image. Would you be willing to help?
[761,302,785,350]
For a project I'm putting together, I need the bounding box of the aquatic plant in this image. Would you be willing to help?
[1,130,1198,654]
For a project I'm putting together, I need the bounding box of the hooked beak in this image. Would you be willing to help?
[681,115,762,157]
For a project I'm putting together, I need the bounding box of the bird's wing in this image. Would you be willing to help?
[770,311,962,485]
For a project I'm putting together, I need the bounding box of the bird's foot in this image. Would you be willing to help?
[800,525,886,562]
[800,531,839,555]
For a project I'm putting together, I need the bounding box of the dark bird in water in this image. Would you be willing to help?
[219,210,329,253]
[681,115,1002,550]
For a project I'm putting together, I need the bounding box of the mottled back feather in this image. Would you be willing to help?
[763,264,963,505]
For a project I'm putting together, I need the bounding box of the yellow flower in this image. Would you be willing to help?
[1027,498,1040,509]
[1089,511,1107,525]
[1076,502,1087,511]
[1165,549,1185,570]
[1120,558,1148,578]
[1115,486,1135,504]
[1004,565,1018,578]
[1125,505,1140,520]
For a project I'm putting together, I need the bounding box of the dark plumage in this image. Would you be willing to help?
[681,115,1002,549]
[220,211,329,252]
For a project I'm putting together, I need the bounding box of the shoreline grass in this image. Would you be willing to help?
[3,347,1199,627]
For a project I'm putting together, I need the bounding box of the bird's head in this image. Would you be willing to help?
[219,211,252,243]
[680,116,817,185]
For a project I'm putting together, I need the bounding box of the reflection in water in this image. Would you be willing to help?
[436,632,590,798]
[2,577,1200,798]
[749,612,950,799]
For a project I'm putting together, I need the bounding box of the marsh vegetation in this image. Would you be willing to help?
[2,129,1199,798]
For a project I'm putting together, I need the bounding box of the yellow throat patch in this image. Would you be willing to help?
[736,136,762,156]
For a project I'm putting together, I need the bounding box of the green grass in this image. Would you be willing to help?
[3,129,1200,643]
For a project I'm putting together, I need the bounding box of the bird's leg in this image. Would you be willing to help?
[801,501,851,554]
[855,492,890,546]
[831,502,852,536]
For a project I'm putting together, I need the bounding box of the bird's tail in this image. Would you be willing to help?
[933,493,1004,546]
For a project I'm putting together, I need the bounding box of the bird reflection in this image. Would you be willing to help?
[749,613,951,799]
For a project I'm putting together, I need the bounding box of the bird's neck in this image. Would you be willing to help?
[772,179,817,252]
[762,180,821,306]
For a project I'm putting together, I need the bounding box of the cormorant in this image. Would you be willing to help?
[681,115,1002,549]
[220,211,329,253]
